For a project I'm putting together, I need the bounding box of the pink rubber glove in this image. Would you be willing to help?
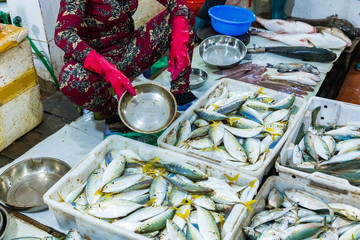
[84,50,136,100]
[168,16,190,80]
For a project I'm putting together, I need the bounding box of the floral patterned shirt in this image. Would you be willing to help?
[55,0,189,63]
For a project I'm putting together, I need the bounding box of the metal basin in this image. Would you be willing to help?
[0,158,71,212]
[199,35,246,68]
[118,82,177,134]
[0,205,9,239]
[190,68,208,90]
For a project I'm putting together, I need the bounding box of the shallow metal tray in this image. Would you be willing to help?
[0,158,71,212]
[190,68,208,90]
[118,82,177,134]
[199,35,247,69]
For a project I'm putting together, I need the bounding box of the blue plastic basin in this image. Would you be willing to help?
[208,5,256,36]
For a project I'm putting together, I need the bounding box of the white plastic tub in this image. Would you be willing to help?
[158,78,306,182]
[236,175,360,240]
[44,135,259,240]
[276,96,360,194]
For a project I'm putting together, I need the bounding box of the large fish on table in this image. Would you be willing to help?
[251,29,347,49]
[291,15,360,39]
[256,16,316,34]
[248,46,337,63]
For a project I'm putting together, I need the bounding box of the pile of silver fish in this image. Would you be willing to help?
[165,86,298,171]
[60,149,257,239]
[244,187,360,239]
[287,106,360,186]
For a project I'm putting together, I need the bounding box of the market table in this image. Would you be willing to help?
[0,35,355,238]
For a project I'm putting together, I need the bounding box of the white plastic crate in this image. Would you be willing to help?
[236,175,360,240]
[158,78,306,182]
[276,96,360,194]
[44,135,259,240]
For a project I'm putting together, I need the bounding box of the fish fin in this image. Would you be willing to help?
[211,146,221,152]
[191,194,203,200]
[142,156,159,173]
[103,193,113,200]
[258,87,265,95]
[352,234,356,240]
[266,127,275,134]
[248,179,257,188]
[57,193,65,203]
[241,200,257,213]
[219,214,226,230]
[181,198,193,205]
[307,39,316,47]
[225,173,239,183]
[211,104,220,110]
[145,197,157,207]
[94,189,103,197]
[169,206,181,211]
[229,118,240,126]
[175,209,190,220]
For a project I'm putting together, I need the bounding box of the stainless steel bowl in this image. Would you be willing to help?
[118,82,177,134]
[0,205,9,239]
[190,68,208,90]
[0,158,71,212]
[199,35,246,68]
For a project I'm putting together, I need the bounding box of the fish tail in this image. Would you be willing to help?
[248,179,257,188]
[229,118,240,126]
[142,156,159,173]
[57,192,65,203]
[145,197,157,207]
[94,189,103,197]
[212,104,220,110]
[258,87,265,95]
[225,173,239,183]
[175,209,190,220]
[241,200,257,213]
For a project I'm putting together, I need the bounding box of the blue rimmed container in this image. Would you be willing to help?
[208,5,256,36]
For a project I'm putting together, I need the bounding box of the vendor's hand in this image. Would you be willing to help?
[107,70,136,100]
[84,50,136,100]
[168,44,190,80]
[168,16,190,80]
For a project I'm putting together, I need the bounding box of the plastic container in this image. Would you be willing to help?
[236,175,360,239]
[276,96,360,194]
[44,135,259,240]
[157,79,306,182]
[186,0,205,16]
[208,5,256,36]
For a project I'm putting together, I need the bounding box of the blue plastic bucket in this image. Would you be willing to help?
[208,5,256,36]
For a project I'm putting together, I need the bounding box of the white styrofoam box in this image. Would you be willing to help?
[236,175,360,240]
[7,0,48,42]
[276,96,360,194]
[158,79,306,181]
[0,84,43,151]
[38,0,60,42]
[0,40,33,87]
[44,135,259,240]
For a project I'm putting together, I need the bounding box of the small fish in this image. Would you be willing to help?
[85,199,143,218]
[166,219,186,240]
[101,151,126,187]
[256,16,316,34]
[158,159,208,181]
[135,209,176,233]
[243,138,261,164]
[149,175,167,206]
[267,188,284,209]
[196,206,221,240]
[223,130,248,162]
[270,95,295,110]
[194,109,227,121]
[267,62,320,75]
[239,106,264,124]
[177,120,192,147]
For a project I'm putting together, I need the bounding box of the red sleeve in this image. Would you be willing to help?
[156,0,189,18]
[54,0,93,63]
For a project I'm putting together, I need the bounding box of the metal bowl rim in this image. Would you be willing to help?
[190,68,208,89]
[198,35,247,68]
[118,82,177,134]
[0,202,10,239]
[0,157,71,209]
